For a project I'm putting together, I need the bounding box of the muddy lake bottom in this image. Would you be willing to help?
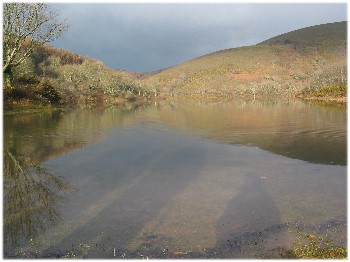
[3,100,347,258]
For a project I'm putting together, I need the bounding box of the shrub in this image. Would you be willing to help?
[14,74,40,85]
[311,83,347,97]
[37,80,62,105]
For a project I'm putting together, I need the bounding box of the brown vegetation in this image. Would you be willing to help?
[138,22,347,102]
[4,21,347,110]
[5,44,150,111]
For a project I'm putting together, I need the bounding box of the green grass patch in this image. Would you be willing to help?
[310,83,347,97]
[292,230,347,259]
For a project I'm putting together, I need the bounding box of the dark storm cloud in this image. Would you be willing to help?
[51,3,347,72]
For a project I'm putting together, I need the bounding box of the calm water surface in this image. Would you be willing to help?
[3,100,347,258]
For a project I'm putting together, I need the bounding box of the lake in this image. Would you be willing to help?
[3,100,347,258]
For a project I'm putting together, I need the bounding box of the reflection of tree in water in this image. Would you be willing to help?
[3,149,75,247]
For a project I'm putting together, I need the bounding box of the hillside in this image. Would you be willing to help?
[5,21,346,110]
[259,21,347,47]
[4,45,150,110]
[139,21,347,101]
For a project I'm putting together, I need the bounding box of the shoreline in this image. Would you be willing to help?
[298,96,347,104]
[4,95,346,115]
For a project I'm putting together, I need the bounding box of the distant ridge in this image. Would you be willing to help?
[259,21,347,47]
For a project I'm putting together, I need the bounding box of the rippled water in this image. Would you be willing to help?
[3,100,347,258]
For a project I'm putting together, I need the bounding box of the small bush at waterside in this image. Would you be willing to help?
[310,83,347,97]
[297,64,347,102]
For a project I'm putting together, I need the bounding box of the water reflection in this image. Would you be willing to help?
[3,106,145,256]
[143,100,346,165]
[3,106,146,164]
[3,149,75,252]
[3,101,346,167]
[3,101,347,258]
[35,128,346,258]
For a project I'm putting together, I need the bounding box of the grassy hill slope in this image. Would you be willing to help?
[5,21,346,109]
[259,21,347,47]
[139,21,347,101]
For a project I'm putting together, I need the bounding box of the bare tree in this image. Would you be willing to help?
[3,3,68,87]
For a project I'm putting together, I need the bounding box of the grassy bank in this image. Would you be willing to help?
[298,83,347,103]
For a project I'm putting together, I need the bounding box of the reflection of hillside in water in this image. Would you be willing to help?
[146,100,346,166]
[4,101,345,168]
[3,102,346,257]
[3,106,144,255]
[3,106,144,163]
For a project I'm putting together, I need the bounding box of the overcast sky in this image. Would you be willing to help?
[51,3,347,72]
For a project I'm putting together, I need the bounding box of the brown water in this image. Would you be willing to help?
[3,100,347,258]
